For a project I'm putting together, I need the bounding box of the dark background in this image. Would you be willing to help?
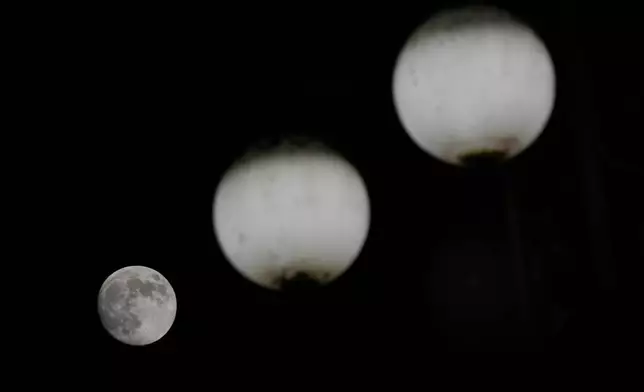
[40,0,641,376]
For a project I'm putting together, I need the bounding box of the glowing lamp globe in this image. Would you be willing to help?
[392,6,556,166]
[213,140,371,292]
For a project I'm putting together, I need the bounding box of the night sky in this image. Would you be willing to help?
[43,0,643,380]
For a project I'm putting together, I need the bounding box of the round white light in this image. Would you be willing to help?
[392,6,556,166]
[213,140,371,291]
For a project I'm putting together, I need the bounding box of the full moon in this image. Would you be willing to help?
[98,266,177,346]
[392,6,556,165]
[213,141,371,291]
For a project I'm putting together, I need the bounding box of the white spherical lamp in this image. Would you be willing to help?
[392,6,556,166]
[213,140,371,291]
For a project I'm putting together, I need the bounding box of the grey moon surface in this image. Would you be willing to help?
[392,7,556,165]
[213,149,371,290]
[98,265,177,346]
